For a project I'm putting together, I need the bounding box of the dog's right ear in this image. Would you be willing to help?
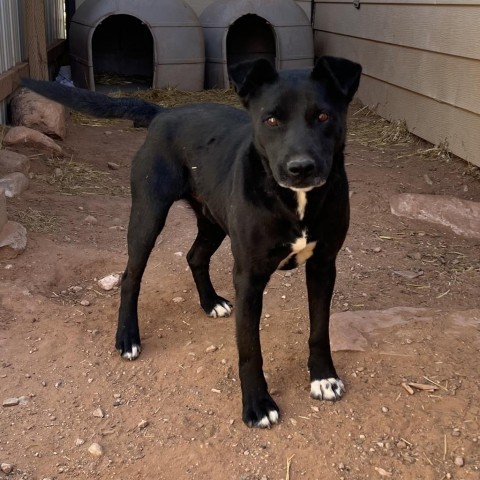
[229,59,278,106]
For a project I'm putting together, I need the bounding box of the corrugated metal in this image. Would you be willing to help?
[0,0,65,123]
[0,0,24,123]
[45,0,66,45]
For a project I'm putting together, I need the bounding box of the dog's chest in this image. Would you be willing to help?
[278,230,316,270]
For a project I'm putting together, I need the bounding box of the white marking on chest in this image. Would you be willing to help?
[278,230,317,269]
[296,190,307,220]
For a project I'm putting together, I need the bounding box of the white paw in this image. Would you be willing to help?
[209,301,232,318]
[310,378,345,401]
[256,410,279,428]
[122,344,141,360]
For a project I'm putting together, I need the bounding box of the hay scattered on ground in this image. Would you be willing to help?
[348,105,414,148]
[33,156,130,197]
[10,207,59,234]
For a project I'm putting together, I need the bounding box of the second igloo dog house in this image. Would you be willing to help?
[69,0,205,91]
[200,0,314,89]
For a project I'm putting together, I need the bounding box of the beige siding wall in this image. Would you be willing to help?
[314,0,480,167]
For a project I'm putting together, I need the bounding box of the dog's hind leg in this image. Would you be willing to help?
[306,256,345,401]
[116,187,176,360]
[187,215,232,318]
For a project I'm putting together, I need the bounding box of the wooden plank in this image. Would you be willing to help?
[25,0,48,80]
[357,75,480,167]
[314,3,480,60]
[315,32,480,115]
[47,39,67,64]
[0,62,30,103]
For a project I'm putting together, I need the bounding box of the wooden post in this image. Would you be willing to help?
[25,0,49,80]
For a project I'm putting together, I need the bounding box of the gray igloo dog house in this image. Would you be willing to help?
[200,0,314,89]
[69,0,205,91]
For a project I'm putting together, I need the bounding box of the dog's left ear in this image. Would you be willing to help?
[311,56,362,102]
[229,59,279,106]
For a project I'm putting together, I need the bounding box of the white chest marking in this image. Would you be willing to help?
[296,190,307,219]
[278,230,317,269]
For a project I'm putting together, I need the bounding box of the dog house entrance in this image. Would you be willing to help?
[226,14,276,68]
[92,14,154,91]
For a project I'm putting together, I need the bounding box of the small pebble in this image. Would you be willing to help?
[88,443,104,457]
[381,406,389,413]
[206,345,217,353]
[138,419,149,429]
[2,397,19,407]
[396,441,407,450]
[1,463,14,474]
[83,215,97,225]
[98,274,121,291]
[172,296,184,303]
[93,407,105,418]
[80,299,91,306]
[107,162,120,170]
[454,456,464,467]
[75,438,85,446]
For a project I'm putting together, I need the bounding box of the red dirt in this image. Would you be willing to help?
[1,101,479,480]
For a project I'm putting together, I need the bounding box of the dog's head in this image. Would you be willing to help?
[229,57,362,191]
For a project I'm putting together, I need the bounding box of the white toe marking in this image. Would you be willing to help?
[257,416,270,428]
[209,302,231,318]
[310,378,345,401]
[256,409,279,428]
[122,344,141,360]
[268,410,279,424]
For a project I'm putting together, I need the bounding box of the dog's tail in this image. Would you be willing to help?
[21,79,163,127]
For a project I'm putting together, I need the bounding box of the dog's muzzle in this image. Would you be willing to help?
[280,156,325,189]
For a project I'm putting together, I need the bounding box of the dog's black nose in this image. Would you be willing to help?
[286,157,315,177]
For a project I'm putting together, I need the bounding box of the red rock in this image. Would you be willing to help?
[390,193,480,239]
[0,172,29,198]
[11,88,66,139]
[3,126,62,153]
[0,220,27,259]
[0,149,30,176]
[0,189,6,231]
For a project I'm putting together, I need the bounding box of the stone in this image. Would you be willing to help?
[11,88,66,139]
[2,397,19,407]
[107,162,120,170]
[1,463,14,474]
[138,419,149,429]
[93,407,105,418]
[0,149,30,176]
[0,189,6,231]
[206,345,217,353]
[172,296,184,303]
[3,126,62,154]
[0,172,29,198]
[454,456,464,467]
[0,221,27,259]
[75,438,85,446]
[83,215,97,224]
[97,273,121,291]
[390,193,480,239]
[87,442,104,457]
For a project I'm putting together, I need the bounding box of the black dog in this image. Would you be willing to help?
[23,56,361,427]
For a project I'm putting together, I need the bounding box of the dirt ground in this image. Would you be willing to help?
[1,93,479,480]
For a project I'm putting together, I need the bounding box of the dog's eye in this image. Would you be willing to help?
[318,112,329,123]
[265,116,279,127]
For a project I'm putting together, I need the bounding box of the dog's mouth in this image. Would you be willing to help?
[278,177,326,191]
[274,156,329,191]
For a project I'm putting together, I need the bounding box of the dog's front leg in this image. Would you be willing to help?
[306,255,345,401]
[234,267,279,428]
